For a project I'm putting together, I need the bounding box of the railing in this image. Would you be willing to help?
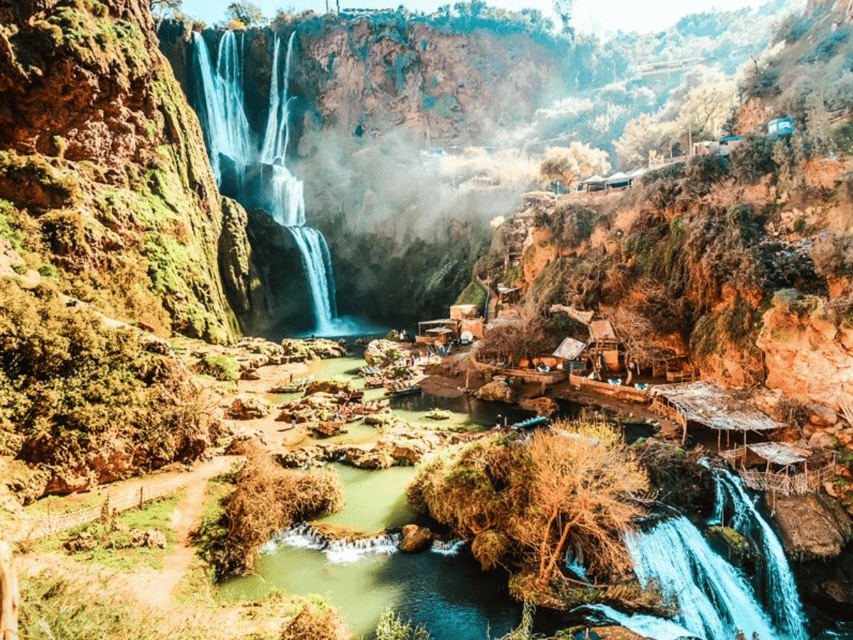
[649,155,687,170]
[4,475,191,543]
[721,447,836,496]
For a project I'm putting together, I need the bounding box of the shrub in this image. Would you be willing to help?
[801,27,852,64]
[374,609,431,640]
[194,353,240,381]
[811,233,853,278]
[773,12,811,45]
[209,441,344,577]
[408,423,649,584]
[280,599,350,640]
[730,134,777,184]
[0,278,206,483]
[741,65,781,99]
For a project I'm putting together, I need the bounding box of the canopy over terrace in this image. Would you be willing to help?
[721,442,837,495]
[649,380,784,445]
[416,319,461,344]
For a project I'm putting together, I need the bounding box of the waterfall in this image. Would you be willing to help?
[191,30,340,333]
[191,31,253,179]
[584,463,809,640]
[626,517,783,640]
[710,468,807,640]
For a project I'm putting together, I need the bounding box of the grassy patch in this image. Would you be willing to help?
[44,491,185,571]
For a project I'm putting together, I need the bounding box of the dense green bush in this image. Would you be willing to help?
[740,65,781,99]
[0,278,204,473]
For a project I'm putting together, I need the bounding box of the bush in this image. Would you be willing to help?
[773,12,811,45]
[408,423,649,584]
[280,599,350,640]
[0,278,206,483]
[194,353,240,381]
[801,27,852,64]
[683,154,730,197]
[811,233,853,278]
[741,65,780,99]
[209,441,344,577]
[374,609,431,640]
[730,134,777,184]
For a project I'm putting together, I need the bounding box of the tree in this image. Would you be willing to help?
[539,142,611,191]
[225,1,266,27]
[553,0,573,34]
[150,0,182,28]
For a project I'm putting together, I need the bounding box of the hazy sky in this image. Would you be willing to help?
[179,0,770,35]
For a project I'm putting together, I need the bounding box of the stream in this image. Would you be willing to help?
[223,352,852,640]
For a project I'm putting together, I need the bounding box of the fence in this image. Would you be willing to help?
[5,475,191,543]
[722,447,837,496]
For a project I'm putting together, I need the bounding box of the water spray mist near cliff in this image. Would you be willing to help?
[191,30,339,334]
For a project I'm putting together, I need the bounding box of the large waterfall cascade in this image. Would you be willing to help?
[589,466,809,640]
[192,30,338,334]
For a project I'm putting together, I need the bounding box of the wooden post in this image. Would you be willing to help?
[138,486,144,510]
[0,541,19,640]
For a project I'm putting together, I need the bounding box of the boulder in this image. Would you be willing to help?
[519,396,557,416]
[476,380,516,404]
[808,431,837,449]
[769,492,853,560]
[304,377,356,396]
[808,403,839,427]
[398,524,433,553]
[64,531,98,552]
[822,580,853,605]
[364,340,407,367]
[227,395,272,420]
[240,368,262,381]
[131,529,167,549]
[706,526,756,566]
[343,445,394,469]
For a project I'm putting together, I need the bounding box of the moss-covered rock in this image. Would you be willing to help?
[0,0,258,342]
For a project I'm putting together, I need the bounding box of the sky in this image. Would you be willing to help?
[178,0,770,36]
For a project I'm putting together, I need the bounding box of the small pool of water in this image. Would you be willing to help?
[318,465,418,532]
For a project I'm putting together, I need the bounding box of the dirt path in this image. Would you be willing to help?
[127,456,237,609]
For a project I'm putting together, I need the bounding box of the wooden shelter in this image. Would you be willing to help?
[416,319,460,345]
[587,319,624,374]
[721,443,836,495]
[649,381,784,445]
[552,337,588,372]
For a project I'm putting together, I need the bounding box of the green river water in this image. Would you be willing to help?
[220,354,546,638]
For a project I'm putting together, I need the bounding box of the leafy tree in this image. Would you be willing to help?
[225,1,266,27]
[539,142,610,190]
[553,0,573,34]
[150,0,182,28]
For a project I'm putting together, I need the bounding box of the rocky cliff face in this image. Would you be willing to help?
[157,16,584,331]
[0,0,259,342]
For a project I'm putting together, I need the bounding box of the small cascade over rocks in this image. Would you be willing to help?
[430,539,466,557]
[586,464,809,640]
[268,523,401,565]
[268,524,468,564]
[191,30,339,333]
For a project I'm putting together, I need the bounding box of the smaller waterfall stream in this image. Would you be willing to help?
[710,468,807,640]
[588,464,809,640]
[626,517,782,640]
